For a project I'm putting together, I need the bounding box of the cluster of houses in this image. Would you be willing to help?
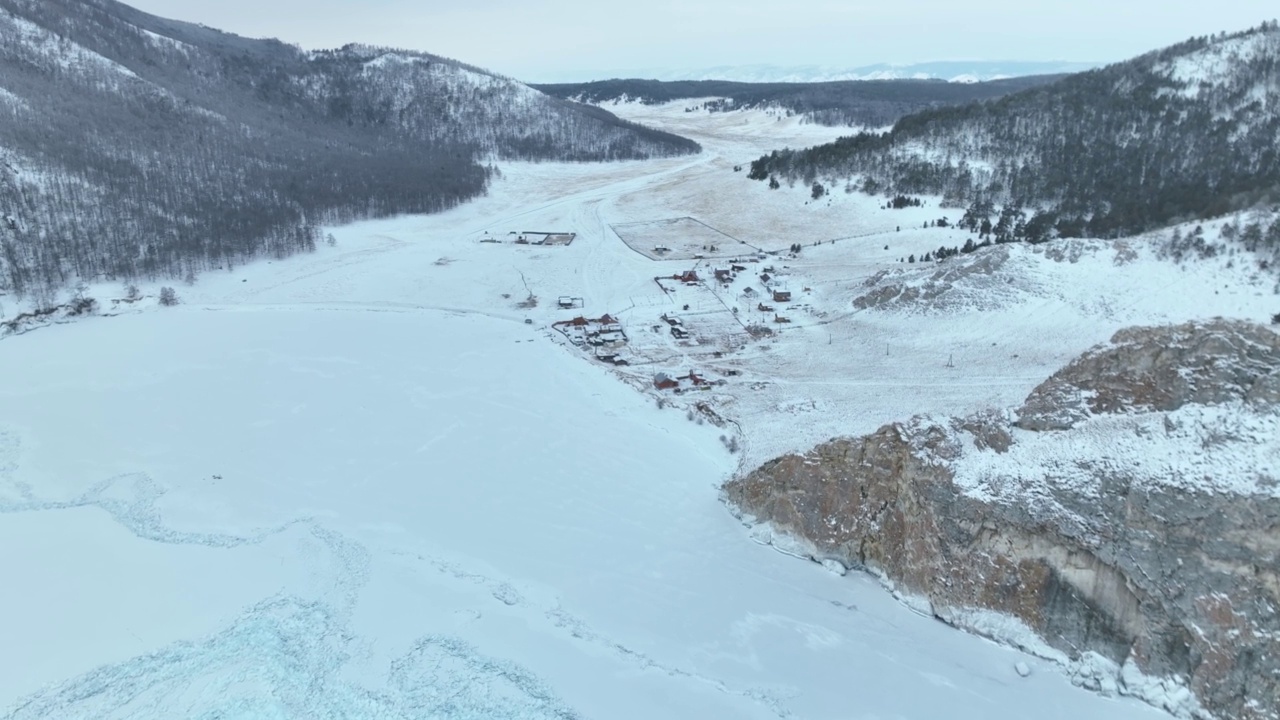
[712,263,748,285]
[654,270,701,292]
[652,370,724,392]
[654,257,793,302]
[660,313,690,340]
[553,314,630,365]
[756,267,792,302]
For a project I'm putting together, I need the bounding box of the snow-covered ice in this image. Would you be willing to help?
[0,308,1166,718]
[0,100,1231,719]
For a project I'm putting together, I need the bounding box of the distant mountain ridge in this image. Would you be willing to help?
[533,75,1069,129]
[567,61,1098,85]
[0,0,698,301]
[747,22,1280,240]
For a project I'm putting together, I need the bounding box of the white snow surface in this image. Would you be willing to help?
[952,403,1280,508]
[2,100,1258,720]
[1159,29,1280,98]
[0,13,139,84]
[361,52,421,70]
[136,27,195,54]
[0,87,27,110]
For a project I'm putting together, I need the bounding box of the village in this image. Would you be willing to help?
[539,216,835,397]
[455,147,1036,472]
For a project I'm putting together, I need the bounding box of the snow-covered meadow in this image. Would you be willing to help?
[4,99,1267,719]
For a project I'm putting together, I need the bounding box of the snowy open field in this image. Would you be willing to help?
[3,99,1271,719]
[611,216,759,261]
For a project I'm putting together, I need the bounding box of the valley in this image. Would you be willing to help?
[0,101,1229,719]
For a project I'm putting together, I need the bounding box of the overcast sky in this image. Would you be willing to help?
[125,0,1276,82]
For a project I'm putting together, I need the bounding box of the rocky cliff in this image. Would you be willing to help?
[725,319,1280,719]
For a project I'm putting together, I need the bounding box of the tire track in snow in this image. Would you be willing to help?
[190,300,528,324]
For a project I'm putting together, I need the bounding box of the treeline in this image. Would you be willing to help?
[1160,214,1280,270]
[532,76,1068,128]
[747,23,1280,240]
[901,207,1280,280]
[0,0,699,301]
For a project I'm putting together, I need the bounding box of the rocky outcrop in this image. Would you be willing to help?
[850,245,1026,313]
[725,320,1280,720]
[1017,320,1280,430]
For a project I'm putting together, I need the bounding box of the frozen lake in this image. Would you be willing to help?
[0,307,1161,719]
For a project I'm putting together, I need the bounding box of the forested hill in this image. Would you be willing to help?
[0,0,698,301]
[531,76,1068,128]
[747,23,1280,241]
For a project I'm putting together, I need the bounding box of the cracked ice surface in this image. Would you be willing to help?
[0,307,1162,719]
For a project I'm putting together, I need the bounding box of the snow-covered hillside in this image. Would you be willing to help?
[0,100,1269,719]
[748,22,1280,241]
[0,0,698,302]
[1159,27,1280,97]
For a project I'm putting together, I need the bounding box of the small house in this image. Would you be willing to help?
[772,289,792,303]
[598,330,626,346]
[714,268,732,283]
[596,348,628,365]
[671,326,690,339]
[653,373,679,390]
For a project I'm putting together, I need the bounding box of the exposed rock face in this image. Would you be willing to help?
[850,245,1024,313]
[725,320,1280,720]
[1017,320,1280,431]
